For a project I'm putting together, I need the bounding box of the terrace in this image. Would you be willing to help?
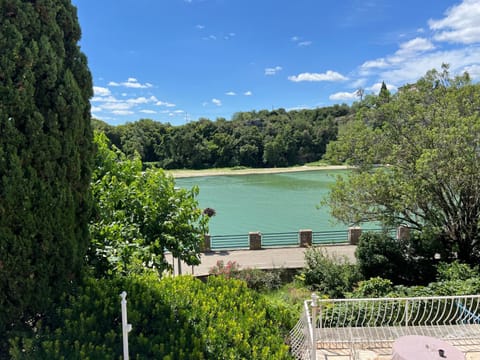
[290,294,480,360]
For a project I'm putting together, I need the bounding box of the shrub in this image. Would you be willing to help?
[355,231,408,284]
[9,274,293,359]
[436,261,480,282]
[209,261,284,292]
[351,277,394,298]
[301,247,361,298]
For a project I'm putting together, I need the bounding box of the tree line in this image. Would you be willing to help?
[93,104,352,169]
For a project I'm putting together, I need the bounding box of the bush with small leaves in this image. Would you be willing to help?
[9,274,293,359]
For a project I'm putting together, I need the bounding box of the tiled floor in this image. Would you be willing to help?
[317,343,480,359]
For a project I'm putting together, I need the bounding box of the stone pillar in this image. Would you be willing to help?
[249,231,262,250]
[202,234,211,252]
[397,225,410,241]
[348,226,362,245]
[299,229,313,247]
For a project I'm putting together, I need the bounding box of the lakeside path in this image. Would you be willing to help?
[166,164,350,178]
[168,244,357,276]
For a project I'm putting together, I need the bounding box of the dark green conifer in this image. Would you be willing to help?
[0,0,93,335]
[378,81,391,104]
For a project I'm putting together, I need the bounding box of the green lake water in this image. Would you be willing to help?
[175,170,349,236]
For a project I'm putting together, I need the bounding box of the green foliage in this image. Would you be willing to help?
[92,105,350,169]
[9,275,293,359]
[89,132,208,276]
[351,277,394,298]
[355,232,409,284]
[301,247,361,298]
[324,65,480,264]
[0,0,93,339]
[436,261,480,282]
[209,261,284,292]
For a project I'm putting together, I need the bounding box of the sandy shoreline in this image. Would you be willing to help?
[167,165,350,178]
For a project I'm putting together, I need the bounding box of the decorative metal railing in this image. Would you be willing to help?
[261,232,299,247]
[291,294,480,359]
[290,299,315,360]
[312,230,348,245]
[208,228,397,251]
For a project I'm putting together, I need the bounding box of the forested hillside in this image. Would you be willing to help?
[93,104,352,169]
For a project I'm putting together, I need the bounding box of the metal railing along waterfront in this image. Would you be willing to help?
[209,233,250,249]
[210,230,351,250]
[208,227,399,251]
[262,232,299,247]
[312,230,348,245]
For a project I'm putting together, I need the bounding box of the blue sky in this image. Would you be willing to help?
[72,0,480,126]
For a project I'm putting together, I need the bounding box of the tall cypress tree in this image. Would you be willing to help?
[0,0,93,334]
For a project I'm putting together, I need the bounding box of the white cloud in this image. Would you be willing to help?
[429,0,480,44]
[127,97,150,105]
[298,41,312,47]
[93,86,111,97]
[379,46,480,84]
[394,37,435,58]
[291,36,312,47]
[212,98,222,106]
[91,95,117,103]
[351,78,368,88]
[196,24,205,29]
[108,78,153,89]
[329,91,358,101]
[112,110,134,116]
[90,89,164,118]
[288,70,348,82]
[244,91,252,96]
[156,100,176,107]
[226,91,236,96]
[463,64,480,79]
[361,58,389,70]
[265,66,282,76]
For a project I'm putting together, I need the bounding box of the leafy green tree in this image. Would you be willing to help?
[355,232,408,284]
[325,65,480,264]
[0,0,93,337]
[89,132,208,276]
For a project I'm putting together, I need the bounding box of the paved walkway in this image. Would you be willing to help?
[168,244,357,276]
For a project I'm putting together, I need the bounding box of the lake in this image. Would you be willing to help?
[175,170,349,236]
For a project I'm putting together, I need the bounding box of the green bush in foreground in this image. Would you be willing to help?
[9,275,293,359]
[301,247,361,298]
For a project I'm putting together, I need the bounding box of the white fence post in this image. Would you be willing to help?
[311,293,319,360]
[120,291,132,360]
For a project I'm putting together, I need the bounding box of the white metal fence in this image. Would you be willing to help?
[290,294,480,359]
[290,300,315,360]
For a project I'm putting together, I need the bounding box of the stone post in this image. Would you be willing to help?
[202,234,211,252]
[397,225,410,241]
[348,226,362,245]
[299,229,313,247]
[249,231,262,250]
